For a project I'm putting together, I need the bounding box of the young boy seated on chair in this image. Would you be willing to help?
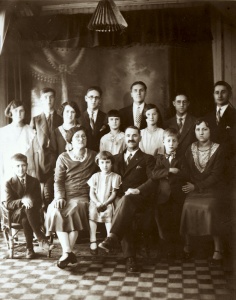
[2,153,53,259]
[126,128,186,258]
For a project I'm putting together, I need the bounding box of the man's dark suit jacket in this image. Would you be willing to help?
[164,113,196,158]
[79,110,107,152]
[113,149,155,197]
[138,154,185,204]
[205,105,236,152]
[30,111,63,182]
[205,105,236,182]
[3,174,42,223]
[119,104,148,131]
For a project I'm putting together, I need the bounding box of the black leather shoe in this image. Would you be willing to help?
[69,252,77,264]
[90,241,98,255]
[26,249,36,259]
[98,237,115,253]
[126,257,139,273]
[57,253,71,269]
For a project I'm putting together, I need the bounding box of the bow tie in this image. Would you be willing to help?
[165,152,176,159]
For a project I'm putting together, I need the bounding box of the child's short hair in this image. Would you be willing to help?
[163,128,179,140]
[11,153,28,164]
[95,151,114,165]
[106,110,121,124]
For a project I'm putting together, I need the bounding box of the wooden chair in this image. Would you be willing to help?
[0,203,53,258]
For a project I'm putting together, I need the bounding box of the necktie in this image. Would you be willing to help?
[21,178,26,191]
[126,153,132,166]
[216,108,221,125]
[165,152,176,163]
[178,117,183,133]
[90,112,95,131]
[47,115,52,131]
[135,106,142,128]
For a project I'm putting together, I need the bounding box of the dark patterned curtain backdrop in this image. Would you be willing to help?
[3,5,213,121]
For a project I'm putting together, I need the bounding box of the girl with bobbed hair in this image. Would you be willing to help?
[46,126,98,268]
[50,101,81,167]
[180,118,226,263]
[0,100,39,188]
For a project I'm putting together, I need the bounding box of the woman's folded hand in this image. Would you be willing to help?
[54,199,66,209]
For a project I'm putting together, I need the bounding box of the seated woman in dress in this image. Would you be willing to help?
[46,126,97,268]
[139,104,164,155]
[50,101,80,167]
[180,118,225,263]
[0,100,39,195]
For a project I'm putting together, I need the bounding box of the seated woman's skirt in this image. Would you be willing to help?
[46,197,89,234]
[180,191,219,236]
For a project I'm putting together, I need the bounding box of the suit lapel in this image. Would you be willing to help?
[115,153,126,177]
[168,117,179,131]
[95,110,104,131]
[124,149,143,176]
[161,155,170,168]
[39,113,49,136]
[12,175,25,197]
[179,114,193,144]
[127,105,134,125]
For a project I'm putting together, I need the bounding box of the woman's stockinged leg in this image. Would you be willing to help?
[57,231,71,260]
[105,223,112,235]
[68,231,78,250]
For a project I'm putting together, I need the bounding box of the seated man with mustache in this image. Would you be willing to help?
[99,126,155,272]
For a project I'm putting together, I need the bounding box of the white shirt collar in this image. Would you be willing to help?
[17,175,26,182]
[87,109,98,121]
[176,113,187,121]
[124,148,139,161]
[217,104,229,116]
[133,102,145,111]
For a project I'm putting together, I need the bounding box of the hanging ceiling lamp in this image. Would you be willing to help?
[88,0,128,32]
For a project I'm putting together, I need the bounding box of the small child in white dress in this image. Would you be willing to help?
[139,103,165,155]
[99,110,126,155]
[88,151,121,255]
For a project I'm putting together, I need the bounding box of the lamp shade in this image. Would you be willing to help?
[88,0,128,32]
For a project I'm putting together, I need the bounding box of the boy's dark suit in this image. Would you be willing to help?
[164,113,196,158]
[139,153,185,242]
[111,149,155,258]
[205,105,236,182]
[119,104,148,131]
[79,110,107,152]
[3,174,46,249]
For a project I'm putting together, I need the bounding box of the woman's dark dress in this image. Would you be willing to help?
[180,142,225,236]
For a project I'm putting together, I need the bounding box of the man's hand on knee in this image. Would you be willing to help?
[125,188,140,195]
[22,197,33,209]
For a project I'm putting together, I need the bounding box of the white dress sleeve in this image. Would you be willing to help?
[87,173,98,189]
[111,173,122,190]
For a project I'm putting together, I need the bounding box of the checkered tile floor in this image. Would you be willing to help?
[0,232,232,300]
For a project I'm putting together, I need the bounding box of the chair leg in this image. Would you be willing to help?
[8,230,14,259]
[2,227,10,249]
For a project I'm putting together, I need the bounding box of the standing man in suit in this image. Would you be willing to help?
[79,86,107,152]
[99,126,155,272]
[205,81,236,184]
[119,81,149,131]
[164,93,196,158]
[30,87,63,209]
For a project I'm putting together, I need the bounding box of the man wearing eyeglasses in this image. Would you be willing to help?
[79,86,107,151]
[163,92,196,158]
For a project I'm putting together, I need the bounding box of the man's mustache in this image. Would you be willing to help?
[128,140,135,143]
